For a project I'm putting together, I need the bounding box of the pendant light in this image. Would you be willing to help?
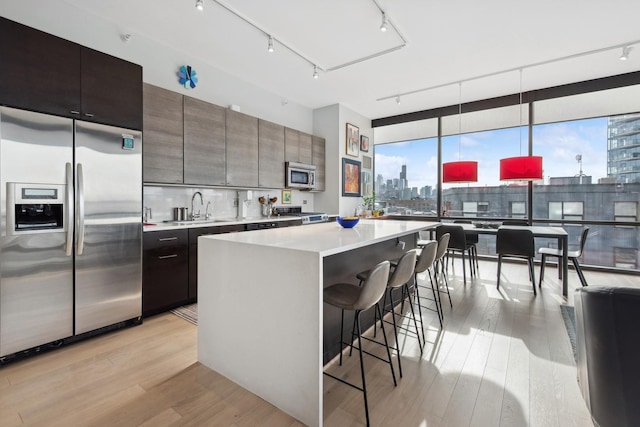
[500,69,543,181]
[443,82,478,183]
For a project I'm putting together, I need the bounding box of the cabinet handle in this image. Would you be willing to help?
[158,254,178,260]
[70,110,80,115]
[84,113,94,118]
[158,237,178,241]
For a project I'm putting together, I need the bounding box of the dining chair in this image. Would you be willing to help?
[437,225,475,284]
[496,228,537,295]
[539,227,589,287]
[454,220,479,272]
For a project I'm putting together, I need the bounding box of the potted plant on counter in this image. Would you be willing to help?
[362,192,375,217]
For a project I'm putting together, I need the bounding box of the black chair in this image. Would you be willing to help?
[437,225,475,284]
[454,220,479,272]
[323,260,395,426]
[575,286,640,427]
[496,228,537,295]
[539,228,589,287]
[502,219,529,226]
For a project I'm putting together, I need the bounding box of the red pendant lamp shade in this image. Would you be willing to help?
[500,156,543,180]
[443,161,478,183]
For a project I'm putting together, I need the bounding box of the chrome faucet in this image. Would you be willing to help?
[143,206,152,223]
[191,191,203,220]
[205,201,213,220]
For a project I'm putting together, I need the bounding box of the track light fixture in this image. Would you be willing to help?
[195,0,204,11]
[380,12,388,32]
[267,36,274,53]
[620,46,633,61]
[396,96,401,105]
[313,65,319,79]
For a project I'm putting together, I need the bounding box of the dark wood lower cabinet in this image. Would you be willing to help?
[143,229,189,317]
[144,220,303,317]
[188,225,244,302]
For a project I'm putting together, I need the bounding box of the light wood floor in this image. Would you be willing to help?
[1,261,635,426]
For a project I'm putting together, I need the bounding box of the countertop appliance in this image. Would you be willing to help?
[285,161,316,190]
[274,206,329,224]
[0,107,142,359]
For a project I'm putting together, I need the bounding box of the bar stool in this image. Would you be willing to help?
[433,233,453,309]
[454,220,479,273]
[357,249,420,378]
[323,260,395,427]
[437,225,475,283]
[411,240,442,337]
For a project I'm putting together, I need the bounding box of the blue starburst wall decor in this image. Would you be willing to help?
[178,65,198,89]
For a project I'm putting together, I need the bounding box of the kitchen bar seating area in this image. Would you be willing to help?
[1,249,626,426]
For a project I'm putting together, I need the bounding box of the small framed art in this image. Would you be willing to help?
[360,135,369,152]
[346,123,359,157]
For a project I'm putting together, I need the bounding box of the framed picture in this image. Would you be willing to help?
[346,123,359,157]
[361,170,372,197]
[282,189,292,204]
[342,158,361,197]
[360,135,369,152]
[362,155,372,170]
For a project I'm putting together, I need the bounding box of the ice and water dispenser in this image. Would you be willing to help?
[6,182,66,234]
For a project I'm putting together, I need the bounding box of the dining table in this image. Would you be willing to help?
[425,222,570,297]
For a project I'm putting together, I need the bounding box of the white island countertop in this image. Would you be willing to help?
[197,218,434,426]
[203,219,436,256]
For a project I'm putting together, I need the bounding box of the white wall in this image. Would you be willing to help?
[313,104,373,216]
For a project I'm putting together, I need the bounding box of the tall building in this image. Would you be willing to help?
[607,113,640,183]
[399,164,408,190]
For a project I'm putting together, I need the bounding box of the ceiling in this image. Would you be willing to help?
[20,1,640,120]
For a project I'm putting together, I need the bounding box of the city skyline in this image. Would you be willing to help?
[374,117,609,192]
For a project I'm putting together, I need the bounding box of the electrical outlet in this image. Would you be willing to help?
[303,200,307,205]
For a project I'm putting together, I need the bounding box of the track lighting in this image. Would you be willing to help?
[313,65,319,79]
[267,36,274,53]
[620,46,633,61]
[396,96,401,105]
[195,0,204,11]
[380,12,388,32]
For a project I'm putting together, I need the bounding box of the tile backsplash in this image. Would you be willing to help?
[143,186,314,222]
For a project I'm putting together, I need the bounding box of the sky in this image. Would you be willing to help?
[374,117,609,190]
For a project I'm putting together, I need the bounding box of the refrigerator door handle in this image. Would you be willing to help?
[65,162,74,256]
[76,163,85,255]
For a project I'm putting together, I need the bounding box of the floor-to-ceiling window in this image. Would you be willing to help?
[372,80,640,272]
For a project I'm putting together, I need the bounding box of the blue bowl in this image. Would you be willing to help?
[337,217,359,228]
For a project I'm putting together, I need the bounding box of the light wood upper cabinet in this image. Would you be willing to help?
[284,127,299,163]
[258,119,285,188]
[183,96,226,185]
[285,128,313,165]
[312,136,326,191]
[299,132,313,164]
[143,84,184,184]
[226,109,259,187]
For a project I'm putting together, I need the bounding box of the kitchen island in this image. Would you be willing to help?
[197,219,433,426]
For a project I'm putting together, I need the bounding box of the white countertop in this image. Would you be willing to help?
[201,219,435,256]
[143,215,301,232]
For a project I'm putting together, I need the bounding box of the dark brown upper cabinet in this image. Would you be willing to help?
[80,47,142,130]
[0,17,142,130]
[0,17,81,117]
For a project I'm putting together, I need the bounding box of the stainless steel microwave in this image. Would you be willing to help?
[286,162,316,190]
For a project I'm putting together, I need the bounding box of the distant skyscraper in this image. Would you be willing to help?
[400,164,408,190]
[608,113,640,183]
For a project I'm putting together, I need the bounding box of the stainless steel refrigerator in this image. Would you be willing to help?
[0,107,142,358]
